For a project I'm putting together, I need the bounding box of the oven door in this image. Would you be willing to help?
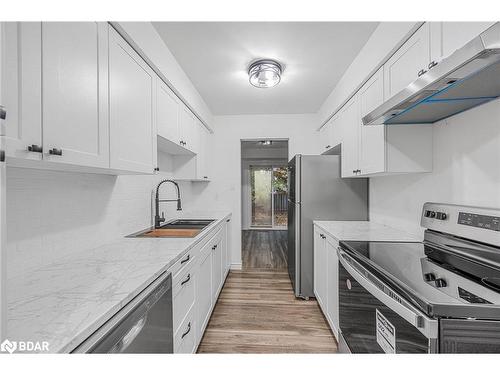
[338,248,438,353]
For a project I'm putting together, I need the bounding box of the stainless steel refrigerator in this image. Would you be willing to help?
[287,155,368,299]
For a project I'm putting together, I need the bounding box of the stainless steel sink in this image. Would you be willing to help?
[160,219,214,230]
[128,219,215,238]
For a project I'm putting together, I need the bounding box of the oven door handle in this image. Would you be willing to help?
[337,247,438,339]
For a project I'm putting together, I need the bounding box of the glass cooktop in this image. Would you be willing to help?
[339,240,500,318]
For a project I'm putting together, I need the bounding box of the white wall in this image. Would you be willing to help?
[370,98,500,239]
[209,114,320,267]
[4,156,212,276]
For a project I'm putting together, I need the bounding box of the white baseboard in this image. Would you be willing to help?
[230,263,242,270]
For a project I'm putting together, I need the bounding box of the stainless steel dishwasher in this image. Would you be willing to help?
[73,272,173,353]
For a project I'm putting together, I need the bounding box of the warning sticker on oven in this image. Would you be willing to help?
[376,309,396,354]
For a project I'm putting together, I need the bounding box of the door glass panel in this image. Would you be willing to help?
[250,166,272,227]
[272,166,288,228]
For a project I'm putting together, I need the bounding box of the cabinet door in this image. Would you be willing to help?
[42,22,109,168]
[431,22,495,62]
[179,106,200,153]
[195,120,210,180]
[157,79,180,143]
[329,113,342,151]
[358,67,386,175]
[326,235,340,341]
[340,97,360,178]
[109,26,155,173]
[196,245,213,340]
[1,22,42,160]
[384,23,430,99]
[211,237,223,301]
[313,227,327,310]
[318,120,332,154]
[225,219,232,272]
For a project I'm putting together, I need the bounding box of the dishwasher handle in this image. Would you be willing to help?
[109,315,147,353]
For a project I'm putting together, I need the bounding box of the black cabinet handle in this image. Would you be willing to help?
[27,144,43,153]
[48,148,63,156]
[154,167,160,172]
[417,68,427,77]
[226,219,231,222]
[0,106,6,120]
[181,273,191,286]
[181,322,191,339]
[325,145,331,149]
[428,61,438,70]
[180,254,190,265]
[0,150,5,162]
[352,170,357,174]
[203,176,208,179]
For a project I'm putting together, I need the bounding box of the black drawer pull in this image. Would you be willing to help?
[27,144,43,153]
[0,106,6,120]
[180,254,190,265]
[181,273,191,286]
[181,322,191,339]
[49,148,63,156]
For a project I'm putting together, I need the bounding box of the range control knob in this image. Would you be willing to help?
[436,212,447,220]
[429,211,436,218]
[435,278,447,288]
[424,273,436,282]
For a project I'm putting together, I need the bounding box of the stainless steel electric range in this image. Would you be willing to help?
[338,202,500,353]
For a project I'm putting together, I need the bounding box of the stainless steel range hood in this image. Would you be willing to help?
[363,22,500,125]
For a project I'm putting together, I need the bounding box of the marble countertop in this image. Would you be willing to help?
[6,211,231,353]
[313,220,420,242]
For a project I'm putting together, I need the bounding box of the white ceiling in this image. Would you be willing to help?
[153,22,379,116]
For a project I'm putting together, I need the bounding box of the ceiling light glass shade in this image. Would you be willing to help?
[248,60,282,88]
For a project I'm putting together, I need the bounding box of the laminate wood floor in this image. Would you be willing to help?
[241,230,288,270]
[197,269,337,353]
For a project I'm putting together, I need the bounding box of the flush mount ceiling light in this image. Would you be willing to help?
[248,59,283,88]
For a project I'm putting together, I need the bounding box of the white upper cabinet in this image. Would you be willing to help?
[109,25,156,174]
[358,67,385,175]
[179,105,200,154]
[42,22,109,168]
[430,22,495,63]
[196,120,211,180]
[157,79,180,145]
[339,97,359,178]
[340,67,432,178]
[1,22,42,160]
[384,23,430,99]
[318,120,332,154]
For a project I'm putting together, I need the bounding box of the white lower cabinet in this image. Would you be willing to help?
[313,227,327,309]
[325,235,340,341]
[174,305,197,353]
[195,240,213,344]
[313,224,340,341]
[171,219,230,353]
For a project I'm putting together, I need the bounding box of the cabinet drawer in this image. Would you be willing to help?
[173,261,196,333]
[170,248,196,280]
[174,304,196,353]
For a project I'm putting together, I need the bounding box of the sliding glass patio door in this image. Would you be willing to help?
[250,165,288,228]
